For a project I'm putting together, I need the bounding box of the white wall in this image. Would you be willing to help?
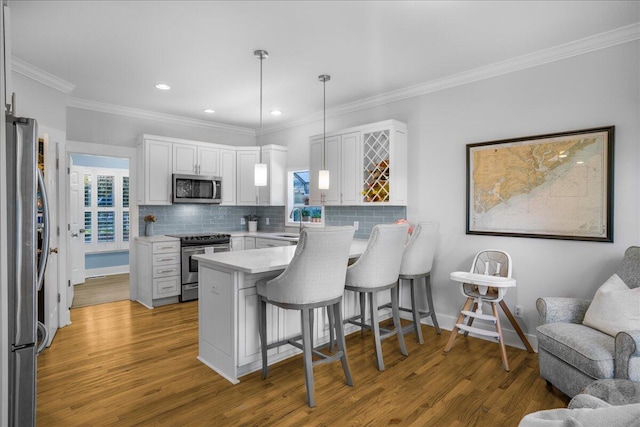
[262,41,640,348]
[67,107,256,147]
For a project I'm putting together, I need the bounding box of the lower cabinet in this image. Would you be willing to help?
[255,238,294,249]
[136,237,181,308]
[244,237,256,249]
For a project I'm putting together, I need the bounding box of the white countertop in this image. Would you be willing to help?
[194,238,369,274]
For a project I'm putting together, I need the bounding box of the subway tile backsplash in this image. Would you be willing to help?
[139,205,407,239]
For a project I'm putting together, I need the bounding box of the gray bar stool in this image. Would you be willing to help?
[395,221,441,344]
[344,223,409,371]
[256,226,355,407]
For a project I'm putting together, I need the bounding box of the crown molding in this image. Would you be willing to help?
[67,97,256,136]
[11,56,76,94]
[263,22,640,134]
[14,22,639,136]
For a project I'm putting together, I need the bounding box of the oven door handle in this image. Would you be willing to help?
[183,283,198,291]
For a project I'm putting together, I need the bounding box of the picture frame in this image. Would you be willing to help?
[466,126,614,242]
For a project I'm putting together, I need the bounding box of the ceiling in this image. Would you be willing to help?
[8,1,640,132]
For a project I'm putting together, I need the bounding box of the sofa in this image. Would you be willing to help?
[535,246,640,398]
[519,379,640,426]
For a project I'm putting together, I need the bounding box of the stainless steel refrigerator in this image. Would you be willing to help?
[6,113,50,426]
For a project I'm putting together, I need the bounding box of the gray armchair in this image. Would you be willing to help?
[536,246,640,398]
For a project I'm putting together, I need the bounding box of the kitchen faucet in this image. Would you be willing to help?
[289,207,304,233]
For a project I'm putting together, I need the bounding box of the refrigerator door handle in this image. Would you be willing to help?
[36,321,48,354]
[37,168,50,292]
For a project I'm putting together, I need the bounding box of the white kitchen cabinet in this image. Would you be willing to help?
[230,236,243,251]
[258,145,287,206]
[173,142,220,176]
[310,133,359,206]
[220,148,236,205]
[236,147,260,205]
[255,237,294,249]
[137,136,173,205]
[244,237,256,249]
[309,120,407,206]
[135,236,181,307]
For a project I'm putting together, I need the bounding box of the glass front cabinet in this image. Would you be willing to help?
[309,119,407,206]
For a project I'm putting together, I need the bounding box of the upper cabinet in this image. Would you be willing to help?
[258,145,287,206]
[137,134,287,206]
[137,136,173,205]
[309,120,407,206]
[219,148,236,205]
[236,147,260,206]
[173,142,220,176]
[236,145,288,206]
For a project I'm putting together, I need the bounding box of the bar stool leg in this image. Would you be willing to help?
[327,306,335,352]
[359,292,367,338]
[424,275,441,334]
[392,284,408,356]
[409,278,424,344]
[332,301,353,386]
[369,291,385,371]
[258,296,269,379]
[301,307,316,407]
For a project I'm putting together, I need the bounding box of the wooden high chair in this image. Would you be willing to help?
[443,249,533,371]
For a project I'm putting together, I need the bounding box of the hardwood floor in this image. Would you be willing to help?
[37,300,568,426]
[71,273,130,308]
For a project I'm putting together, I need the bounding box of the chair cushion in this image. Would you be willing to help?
[537,322,615,379]
[583,274,640,337]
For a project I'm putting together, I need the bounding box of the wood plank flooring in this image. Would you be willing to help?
[37,300,568,426]
[71,273,130,308]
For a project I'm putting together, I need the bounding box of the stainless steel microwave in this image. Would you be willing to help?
[172,174,222,204]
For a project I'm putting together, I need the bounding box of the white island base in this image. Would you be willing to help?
[194,240,390,384]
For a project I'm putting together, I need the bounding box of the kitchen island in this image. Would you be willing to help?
[194,239,372,384]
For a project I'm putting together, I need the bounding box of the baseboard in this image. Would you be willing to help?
[399,311,539,352]
[85,266,130,279]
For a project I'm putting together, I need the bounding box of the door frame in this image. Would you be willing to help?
[60,141,137,326]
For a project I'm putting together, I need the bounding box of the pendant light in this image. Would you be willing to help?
[254,49,268,187]
[318,74,330,191]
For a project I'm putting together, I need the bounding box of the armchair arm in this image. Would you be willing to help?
[615,329,640,379]
[536,297,592,325]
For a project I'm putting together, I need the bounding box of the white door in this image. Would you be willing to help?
[69,162,85,290]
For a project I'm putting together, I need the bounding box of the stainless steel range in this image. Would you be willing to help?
[167,233,231,302]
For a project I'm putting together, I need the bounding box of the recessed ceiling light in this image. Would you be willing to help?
[155,83,171,90]
[203,109,215,114]
[270,110,282,116]
[576,161,585,164]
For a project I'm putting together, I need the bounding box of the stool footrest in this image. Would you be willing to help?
[462,310,496,322]
[455,323,500,340]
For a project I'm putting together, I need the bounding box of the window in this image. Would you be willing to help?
[287,169,324,227]
[80,166,129,252]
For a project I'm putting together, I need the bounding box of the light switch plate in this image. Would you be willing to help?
[354,221,359,230]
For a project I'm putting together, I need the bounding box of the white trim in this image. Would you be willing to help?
[262,22,640,134]
[85,265,130,279]
[67,97,256,136]
[11,56,75,94]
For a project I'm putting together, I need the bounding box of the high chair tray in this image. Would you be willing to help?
[450,271,516,288]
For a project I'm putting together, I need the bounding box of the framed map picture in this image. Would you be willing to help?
[466,126,614,242]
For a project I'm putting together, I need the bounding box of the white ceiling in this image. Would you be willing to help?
[8,1,640,132]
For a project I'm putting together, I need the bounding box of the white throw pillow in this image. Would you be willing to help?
[583,274,640,337]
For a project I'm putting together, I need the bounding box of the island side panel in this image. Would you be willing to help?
[198,265,239,384]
